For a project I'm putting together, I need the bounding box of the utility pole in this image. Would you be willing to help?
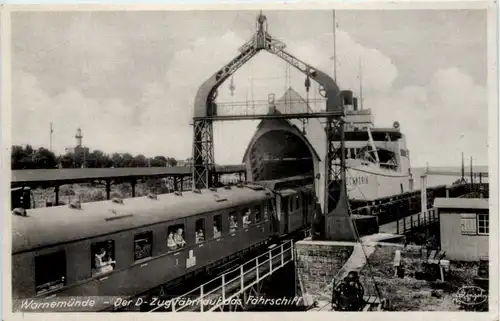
[49,122,53,152]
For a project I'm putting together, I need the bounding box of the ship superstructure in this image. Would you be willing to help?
[342,96,413,201]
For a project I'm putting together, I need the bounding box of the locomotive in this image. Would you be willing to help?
[12,180,315,311]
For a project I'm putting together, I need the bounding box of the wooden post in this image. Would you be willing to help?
[396,205,400,234]
[173,176,179,191]
[131,179,136,197]
[105,180,111,200]
[54,185,60,206]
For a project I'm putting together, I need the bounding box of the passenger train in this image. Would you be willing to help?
[12,181,315,311]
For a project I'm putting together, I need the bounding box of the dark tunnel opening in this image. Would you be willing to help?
[248,130,314,181]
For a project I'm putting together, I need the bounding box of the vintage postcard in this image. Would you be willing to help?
[1,2,498,320]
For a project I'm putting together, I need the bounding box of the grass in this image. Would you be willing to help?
[358,244,483,311]
[30,179,191,208]
[29,175,243,208]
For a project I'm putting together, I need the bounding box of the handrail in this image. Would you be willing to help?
[149,240,294,312]
[397,208,438,234]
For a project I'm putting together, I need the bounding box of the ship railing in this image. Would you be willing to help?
[148,240,294,312]
[214,98,327,117]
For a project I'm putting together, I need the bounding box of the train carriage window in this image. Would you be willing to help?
[195,219,205,243]
[167,224,186,252]
[289,197,294,212]
[255,206,261,223]
[35,250,66,294]
[134,231,153,261]
[295,195,300,211]
[213,215,222,238]
[242,208,252,227]
[91,240,116,276]
[229,211,238,232]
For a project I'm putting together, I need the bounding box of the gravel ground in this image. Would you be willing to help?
[358,244,484,311]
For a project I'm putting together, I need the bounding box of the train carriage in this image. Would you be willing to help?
[12,185,277,309]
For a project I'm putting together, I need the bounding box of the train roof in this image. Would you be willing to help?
[12,186,273,254]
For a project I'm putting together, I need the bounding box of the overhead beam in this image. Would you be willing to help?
[194,111,344,122]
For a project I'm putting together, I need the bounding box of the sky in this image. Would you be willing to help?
[11,9,489,167]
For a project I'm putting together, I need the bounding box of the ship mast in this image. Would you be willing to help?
[332,10,337,83]
[359,57,363,110]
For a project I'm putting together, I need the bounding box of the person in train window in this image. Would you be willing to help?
[229,215,238,231]
[167,232,178,251]
[213,224,221,238]
[196,229,205,243]
[174,228,186,248]
[243,210,251,227]
[94,248,115,275]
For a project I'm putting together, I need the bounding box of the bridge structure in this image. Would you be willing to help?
[148,240,295,312]
[191,11,355,242]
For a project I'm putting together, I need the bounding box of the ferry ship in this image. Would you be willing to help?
[242,87,414,204]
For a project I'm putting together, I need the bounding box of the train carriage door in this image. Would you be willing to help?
[283,196,290,233]
[278,194,289,235]
[302,191,308,226]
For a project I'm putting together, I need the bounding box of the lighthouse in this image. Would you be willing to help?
[75,128,83,147]
[65,127,91,168]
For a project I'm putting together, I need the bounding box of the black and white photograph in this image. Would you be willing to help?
[4,4,497,315]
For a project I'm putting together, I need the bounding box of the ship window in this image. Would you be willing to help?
[242,208,252,227]
[478,214,489,235]
[35,250,66,294]
[167,224,186,251]
[255,206,261,223]
[195,218,205,244]
[91,240,116,276]
[213,214,222,238]
[134,231,153,261]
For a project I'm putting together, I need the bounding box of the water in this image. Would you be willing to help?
[410,166,488,190]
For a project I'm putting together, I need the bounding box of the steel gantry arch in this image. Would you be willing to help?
[192,11,354,241]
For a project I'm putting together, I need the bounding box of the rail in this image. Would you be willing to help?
[215,98,326,116]
[397,208,438,234]
[148,240,294,312]
[379,208,438,235]
[426,170,488,178]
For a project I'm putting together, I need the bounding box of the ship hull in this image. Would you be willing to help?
[345,165,412,202]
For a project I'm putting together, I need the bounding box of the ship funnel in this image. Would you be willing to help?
[341,90,353,107]
[353,97,358,111]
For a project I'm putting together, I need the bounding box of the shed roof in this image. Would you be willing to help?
[433,197,489,210]
[11,165,245,187]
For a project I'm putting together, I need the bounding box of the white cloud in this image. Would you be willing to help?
[12,25,487,168]
[366,67,488,166]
